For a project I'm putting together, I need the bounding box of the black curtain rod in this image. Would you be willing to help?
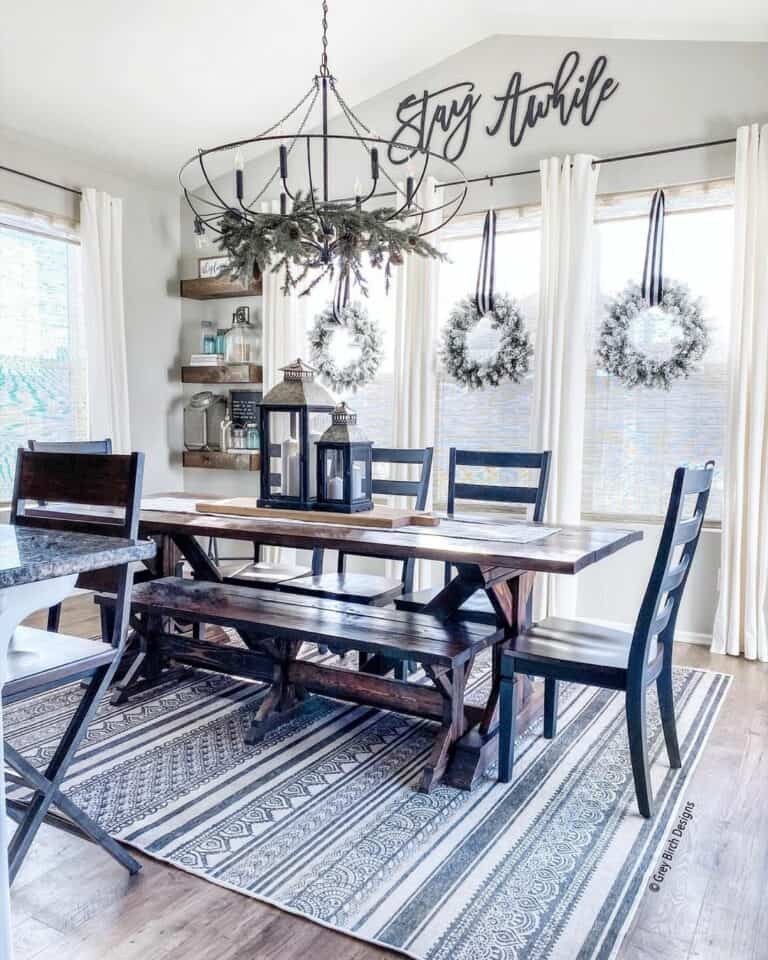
[1,134,737,202]
[436,136,738,190]
[0,164,82,197]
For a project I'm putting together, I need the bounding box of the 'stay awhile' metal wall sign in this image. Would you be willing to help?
[387,51,619,164]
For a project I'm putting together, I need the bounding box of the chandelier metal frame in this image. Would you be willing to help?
[179,1,468,302]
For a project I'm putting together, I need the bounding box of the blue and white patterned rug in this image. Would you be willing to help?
[5,647,729,960]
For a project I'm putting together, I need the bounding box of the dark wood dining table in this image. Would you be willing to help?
[128,493,642,790]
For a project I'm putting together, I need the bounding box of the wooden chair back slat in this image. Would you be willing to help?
[673,514,703,546]
[629,461,714,680]
[28,439,113,454]
[452,483,539,505]
[451,450,548,470]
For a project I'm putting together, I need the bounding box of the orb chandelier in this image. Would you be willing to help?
[179,0,467,313]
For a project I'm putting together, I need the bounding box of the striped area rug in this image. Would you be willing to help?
[5,647,729,960]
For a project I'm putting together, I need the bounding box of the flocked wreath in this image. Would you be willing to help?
[309,301,384,393]
[440,294,533,389]
[597,280,709,390]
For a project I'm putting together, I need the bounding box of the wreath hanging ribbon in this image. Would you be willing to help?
[475,209,497,316]
[332,267,352,321]
[641,189,665,307]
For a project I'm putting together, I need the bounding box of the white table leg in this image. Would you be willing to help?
[0,576,77,960]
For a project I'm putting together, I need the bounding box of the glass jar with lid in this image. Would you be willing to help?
[225,305,258,363]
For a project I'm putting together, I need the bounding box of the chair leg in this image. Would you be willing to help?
[4,746,140,877]
[498,671,519,783]
[8,662,117,881]
[626,687,654,818]
[46,603,62,633]
[657,669,681,769]
[543,677,559,739]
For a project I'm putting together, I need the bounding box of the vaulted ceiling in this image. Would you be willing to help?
[2,0,766,188]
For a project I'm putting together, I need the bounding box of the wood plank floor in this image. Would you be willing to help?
[10,594,767,960]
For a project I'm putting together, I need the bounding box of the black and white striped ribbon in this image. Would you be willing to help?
[641,189,665,307]
[475,209,497,316]
[333,267,351,320]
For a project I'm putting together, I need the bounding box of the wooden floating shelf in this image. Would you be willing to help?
[182,363,263,384]
[180,275,262,300]
[183,451,261,471]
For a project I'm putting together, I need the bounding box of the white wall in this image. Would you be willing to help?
[178,33,768,638]
[0,125,183,494]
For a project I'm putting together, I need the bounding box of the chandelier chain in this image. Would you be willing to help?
[320,0,330,76]
[330,82,406,201]
[245,84,320,207]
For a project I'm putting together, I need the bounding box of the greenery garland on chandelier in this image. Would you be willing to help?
[217,193,445,298]
[309,301,384,392]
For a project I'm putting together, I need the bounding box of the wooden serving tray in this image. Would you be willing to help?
[194,498,439,528]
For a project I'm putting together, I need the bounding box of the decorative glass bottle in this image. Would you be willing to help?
[225,305,258,363]
[200,318,217,354]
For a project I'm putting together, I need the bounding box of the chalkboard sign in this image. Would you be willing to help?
[229,389,262,426]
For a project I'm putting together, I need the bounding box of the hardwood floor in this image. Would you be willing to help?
[10,594,768,960]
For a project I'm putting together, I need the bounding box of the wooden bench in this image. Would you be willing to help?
[98,576,503,791]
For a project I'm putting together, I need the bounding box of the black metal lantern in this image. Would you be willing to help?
[258,359,335,510]
[316,402,373,513]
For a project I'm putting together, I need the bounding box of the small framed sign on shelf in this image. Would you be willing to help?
[229,388,263,426]
[198,256,231,279]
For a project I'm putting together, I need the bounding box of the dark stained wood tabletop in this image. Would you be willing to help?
[139,494,642,576]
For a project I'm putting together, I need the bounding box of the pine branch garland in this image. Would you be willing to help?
[216,192,445,297]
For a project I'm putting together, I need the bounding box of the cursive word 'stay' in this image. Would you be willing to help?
[389,82,481,165]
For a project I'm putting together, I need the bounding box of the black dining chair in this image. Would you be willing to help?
[395,448,551,624]
[4,448,145,882]
[278,447,434,606]
[27,438,113,632]
[498,462,715,818]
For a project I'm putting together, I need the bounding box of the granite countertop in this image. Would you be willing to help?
[0,526,156,589]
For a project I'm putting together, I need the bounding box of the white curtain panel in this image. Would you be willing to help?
[392,177,441,456]
[261,203,309,390]
[80,188,131,451]
[531,155,600,618]
[712,124,768,662]
[260,200,308,564]
[389,177,441,587]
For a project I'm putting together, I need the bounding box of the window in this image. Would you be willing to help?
[583,182,734,522]
[435,207,541,504]
[0,209,86,501]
